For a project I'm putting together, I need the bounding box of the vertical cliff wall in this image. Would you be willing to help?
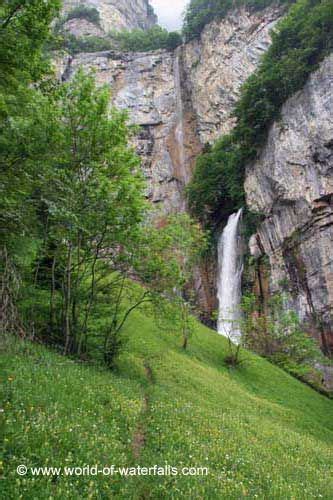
[59,6,283,206]
[183,6,283,143]
[245,55,333,353]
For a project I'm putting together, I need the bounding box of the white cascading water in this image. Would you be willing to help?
[217,208,244,343]
[173,46,189,186]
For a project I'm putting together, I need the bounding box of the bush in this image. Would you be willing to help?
[114,26,182,52]
[224,339,244,368]
[240,293,328,388]
[187,0,333,228]
[66,6,100,26]
[166,31,184,50]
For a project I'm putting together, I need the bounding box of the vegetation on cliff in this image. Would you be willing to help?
[51,27,182,56]
[187,0,333,227]
[64,5,101,26]
[183,0,296,40]
[53,33,113,54]
[183,0,295,40]
[52,10,181,55]
[51,5,113,54]
[114,26,182,52]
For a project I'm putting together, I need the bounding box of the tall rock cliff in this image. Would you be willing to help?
[61,0,157,35]
[59,6,282,208]
[245,55,333,354]
[183,6,282,143]
[61,48,200,212]
[57,5,283,320]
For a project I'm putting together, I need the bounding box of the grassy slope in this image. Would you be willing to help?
[1,309,333,499]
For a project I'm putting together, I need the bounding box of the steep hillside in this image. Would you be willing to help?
[2,310,333,498]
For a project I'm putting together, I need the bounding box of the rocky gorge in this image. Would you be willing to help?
[57,1,333,364]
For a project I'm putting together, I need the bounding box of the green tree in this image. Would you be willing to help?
[0,0,60,101]
[94,212,206,360]
[0,0,60,334]
[133,213,206,350]
[4,70,206,365]
[65,6,100,25]
[23,71,147,353]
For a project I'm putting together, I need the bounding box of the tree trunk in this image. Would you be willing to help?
[64,244,72,355]
[49,255,56,335]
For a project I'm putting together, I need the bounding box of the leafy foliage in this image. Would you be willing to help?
[51,5,111,55]
[0,0,60,249]
[52,23,182,55]
[65,6,100,26]
[1,68,204,363]
[52,33,113,54]
[114,26,182,52]
[241,293,328,389]
[0,0,60,106]
[187,0,333,227]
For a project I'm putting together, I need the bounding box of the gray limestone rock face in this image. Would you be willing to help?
[61,0,157,35]
[59,48,200,213]
[181,6,285,319]
[245,55,333,352]
[183,6,283,144]
[62,17,105,38]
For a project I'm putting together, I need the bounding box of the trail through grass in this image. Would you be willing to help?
[1,307,333,498]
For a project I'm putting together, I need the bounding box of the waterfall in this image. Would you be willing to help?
[173,46,188,185]
[217,209,244,343]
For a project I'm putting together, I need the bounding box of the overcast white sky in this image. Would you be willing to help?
[150,0,188,31]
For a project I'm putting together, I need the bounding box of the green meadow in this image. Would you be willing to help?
[2,307,333,499]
